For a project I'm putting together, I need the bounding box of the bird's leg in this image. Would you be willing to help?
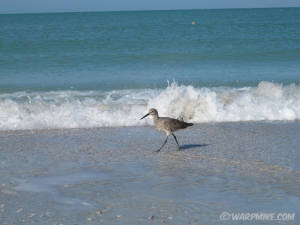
[154,136,168,153]
[171,133,181,150]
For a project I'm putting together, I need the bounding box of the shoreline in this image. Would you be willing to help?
[0,119,299,133]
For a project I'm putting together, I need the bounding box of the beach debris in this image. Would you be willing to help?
[28,213,36,218]
[115,215,121,219]
[95,210,103,215]
[87,217,92,221]
[16,208,23,213]
[148,215,155,220]
[81,202,91,206]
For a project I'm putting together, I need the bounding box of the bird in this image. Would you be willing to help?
[140,108,193,152]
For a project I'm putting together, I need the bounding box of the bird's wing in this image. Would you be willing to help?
[162,118,189,132]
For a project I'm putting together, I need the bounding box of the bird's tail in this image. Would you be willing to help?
[186,122,193,127]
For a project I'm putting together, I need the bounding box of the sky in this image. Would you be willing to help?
[1,0,300,14]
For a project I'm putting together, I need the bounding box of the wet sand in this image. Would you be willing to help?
[0,122,299,225]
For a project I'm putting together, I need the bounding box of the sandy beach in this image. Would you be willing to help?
[0,121,299,224]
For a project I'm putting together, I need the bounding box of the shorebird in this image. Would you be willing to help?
[140,108,193,152]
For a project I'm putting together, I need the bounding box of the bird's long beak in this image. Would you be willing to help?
[140,113,150,120]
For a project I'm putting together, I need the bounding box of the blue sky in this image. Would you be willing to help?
[1,0,300,14]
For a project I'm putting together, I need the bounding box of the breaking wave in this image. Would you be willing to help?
[0,81,300,130]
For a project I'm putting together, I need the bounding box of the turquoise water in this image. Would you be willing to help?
[0,8,300,129]
[1,8,300,91]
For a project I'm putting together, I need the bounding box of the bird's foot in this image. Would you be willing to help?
[154,149,161,153]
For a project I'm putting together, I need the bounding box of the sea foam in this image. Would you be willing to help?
[0,81,299,130]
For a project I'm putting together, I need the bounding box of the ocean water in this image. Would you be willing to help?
[0,8,300,130]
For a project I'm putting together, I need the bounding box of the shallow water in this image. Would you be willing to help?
[0,122,299,224]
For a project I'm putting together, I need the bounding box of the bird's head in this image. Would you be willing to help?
[140,108,158,120]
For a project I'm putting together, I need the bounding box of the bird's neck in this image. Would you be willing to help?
[152,114,159,121]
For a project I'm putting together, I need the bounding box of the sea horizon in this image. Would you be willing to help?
[1,6,300,15]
